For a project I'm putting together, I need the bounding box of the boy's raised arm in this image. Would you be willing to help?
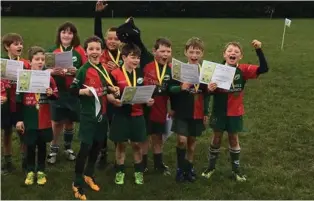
[94,1,108,43]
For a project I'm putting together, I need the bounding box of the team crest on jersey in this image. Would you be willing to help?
[163,75,170,81]
[137,77,144,84]
[234,74,240,80]
[118,60,123,66]
[72,56,77,63]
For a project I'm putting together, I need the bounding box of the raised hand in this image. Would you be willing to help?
[251,39,262,49]
[95,0,108,12]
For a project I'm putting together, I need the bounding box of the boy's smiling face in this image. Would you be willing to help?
[122,53,140,70]
[86,41,103,64]
[105,31,121,51]
[223,45,243,66]
[5,41,23,58]
[184,46,204,64]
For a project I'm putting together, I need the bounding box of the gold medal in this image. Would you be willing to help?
[108,50,121,67]
[155,60,167,93]
[35,93,40,110]
[122,64,136,87]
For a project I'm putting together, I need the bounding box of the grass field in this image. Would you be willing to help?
[1,17,314,200]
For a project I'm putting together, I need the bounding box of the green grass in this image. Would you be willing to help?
[1,17,314,200]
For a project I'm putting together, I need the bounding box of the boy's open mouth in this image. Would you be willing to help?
[229,56,236,61]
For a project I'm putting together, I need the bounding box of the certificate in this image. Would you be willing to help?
[45,51,73,68]
[199,60,217,84]
[1,58,24,80]
[171,58,183,81]
[16,70,51,93]
[121,85,156,104]
[83,84,101,117]
[180,63,200,84]
[199,60,236,90]
[171,58,200,84]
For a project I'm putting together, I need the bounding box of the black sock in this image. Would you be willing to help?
[176,147,186,170]
[116,164,125,173]
[134,162,143,173]
[142,154,148,169]
[229,148,241,173]
[208,144,220,170]
[64,129,74,150]
[153,153,162,169]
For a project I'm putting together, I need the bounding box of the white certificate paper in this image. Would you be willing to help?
[45,51,73,68]
[180,63,200,84]
[1,59,24,80]
[121,85,156,104]
[199,60,236,90]
[199,60,217,84]
[83,84,101,117]
[211,64,236,90]
[171,58,200,84]
[16,70,50,94]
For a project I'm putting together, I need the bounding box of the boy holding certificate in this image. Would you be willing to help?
[169,37,216,182]
[109,43,154,185]
[201,40,268,182]
[116,17,172,175]
[15,46,58,186]
[94,0,123,169]
[69,36,118,200]
[47,22,87,164]
[1,33,30,173]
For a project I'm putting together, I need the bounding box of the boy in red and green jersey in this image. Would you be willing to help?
[201,40,268,182]
[94,0,124,168]
[15,46,58,186]
[108,43,154,185]
[1,33,30,173]
[69,36,119,200]
[168,37,217,183]
[46,22,87,164]
[116,17,173,175]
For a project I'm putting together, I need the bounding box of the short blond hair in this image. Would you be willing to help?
[223,41,243,54]
[28,46,45,61]
[185,37,204,51]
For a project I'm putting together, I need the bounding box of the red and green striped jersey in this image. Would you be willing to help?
[16,77,58,130]
[94,11,124,72]
[47,45,87,92]
[169,79,210,119]
[212,64,259,117]
[70,61,109,117]
[1,56,30,113]
[100,49,124,72]
[1,79,10,114]
[143,60,172,123]
[110,67,145,117]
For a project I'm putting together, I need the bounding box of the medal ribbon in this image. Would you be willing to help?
[35,93,40,109]
[155,60,167,85]
[59,45,73,52]
[89,61,114,87]
[194,64,201,92]
[122,64,136,87]
[108,50,121,67]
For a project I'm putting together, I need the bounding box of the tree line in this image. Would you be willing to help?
[1,1,314,18]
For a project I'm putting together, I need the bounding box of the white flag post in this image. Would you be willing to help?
[281,18,291,50]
